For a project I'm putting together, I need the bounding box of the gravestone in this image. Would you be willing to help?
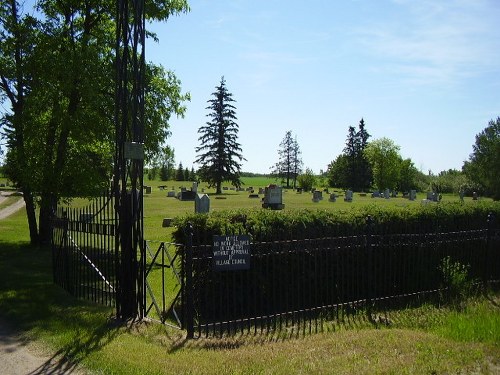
[162,218,173,227]
[179,190,196,201]
[384,189,390,199]
[192,182,198,193]
[195,193,210,213]
[344,190,353,202]
[329,193,337,202]
[472,192,478,201]
[144,185,152,194]
[409,190,417,201]
[167,191,176,198]
[312,190,322,202]
[262,184,284,210]
[371,191,380,198]
[427,191,440,202]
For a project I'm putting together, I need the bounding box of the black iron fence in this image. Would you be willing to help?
[52,194,117,306]
[182,215,499,338]
[51,205,499,338]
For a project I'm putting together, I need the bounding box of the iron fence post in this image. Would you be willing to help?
[365,215,374,314]
[184,223,194,339]
[486,212,495,283]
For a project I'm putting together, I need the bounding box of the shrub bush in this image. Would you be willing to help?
[172,201,500,244]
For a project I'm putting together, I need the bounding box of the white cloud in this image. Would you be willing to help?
[356,0,500,86]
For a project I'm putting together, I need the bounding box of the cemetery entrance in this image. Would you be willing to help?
[52,0,147,320]
[142,241,184,328]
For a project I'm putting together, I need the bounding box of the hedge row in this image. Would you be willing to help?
[172,201,500,324]
[172,201,500,244]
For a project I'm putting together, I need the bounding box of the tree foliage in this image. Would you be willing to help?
[463,117,500,200]
[195,77,245,194]
[397,158,418,192]
[270,130,302,188]
[364,137,401,191]
[297,168,316,192]
[327,118,371,191]
[326,154,349,189]
[0,0,190,244]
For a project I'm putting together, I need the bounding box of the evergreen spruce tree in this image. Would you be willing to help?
[343,126,357,189]
[195,77,245,194]
[175,162,184,181]
[355,118,372,191]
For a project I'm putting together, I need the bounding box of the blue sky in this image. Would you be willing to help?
[148,0,500,175]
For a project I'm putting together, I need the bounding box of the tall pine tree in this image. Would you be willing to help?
[195,77,245,194]
[332,118,372,191]
[355,118,372,191]
[270,130,303,188]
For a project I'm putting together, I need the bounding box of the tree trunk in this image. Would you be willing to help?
[38,193,56,246]
[22,188,39,246]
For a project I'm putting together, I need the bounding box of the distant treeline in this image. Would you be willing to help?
[240,172,272,178]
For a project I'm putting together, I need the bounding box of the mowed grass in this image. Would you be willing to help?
[1,203,500,374]
[139,177,480,241]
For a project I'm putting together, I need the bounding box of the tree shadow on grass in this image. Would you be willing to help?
[0,242,124,374]
[27,319,122,375]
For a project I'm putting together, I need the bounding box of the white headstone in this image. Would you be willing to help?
[192,181,198,193]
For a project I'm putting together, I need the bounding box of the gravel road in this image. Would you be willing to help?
[0,191,25,220]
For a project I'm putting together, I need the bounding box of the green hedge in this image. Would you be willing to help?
[172,201,500,244]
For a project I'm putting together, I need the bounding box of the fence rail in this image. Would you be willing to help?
[182,216,499,338]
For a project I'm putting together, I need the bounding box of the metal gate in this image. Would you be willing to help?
[52,193,117,306]
[143,241,184,328]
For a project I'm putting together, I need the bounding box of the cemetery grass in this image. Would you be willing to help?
[137,178,488,241]
[1,211,500,373]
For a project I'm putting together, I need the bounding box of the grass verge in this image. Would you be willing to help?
[1,201,499,374]
[0,238,499,374]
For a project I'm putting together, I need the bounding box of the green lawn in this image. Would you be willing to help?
[1,186,499,374]
[139,178,478,241]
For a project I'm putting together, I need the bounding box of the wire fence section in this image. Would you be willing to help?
[185,217,499,338]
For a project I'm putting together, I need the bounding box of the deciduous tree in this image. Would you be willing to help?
[0,0,190,245]
[364,137,401,191]
[463,117,500,200]
[297,168,316,192]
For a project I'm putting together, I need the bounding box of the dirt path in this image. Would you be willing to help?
[0,317,88,374]
[0,191,25,220]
